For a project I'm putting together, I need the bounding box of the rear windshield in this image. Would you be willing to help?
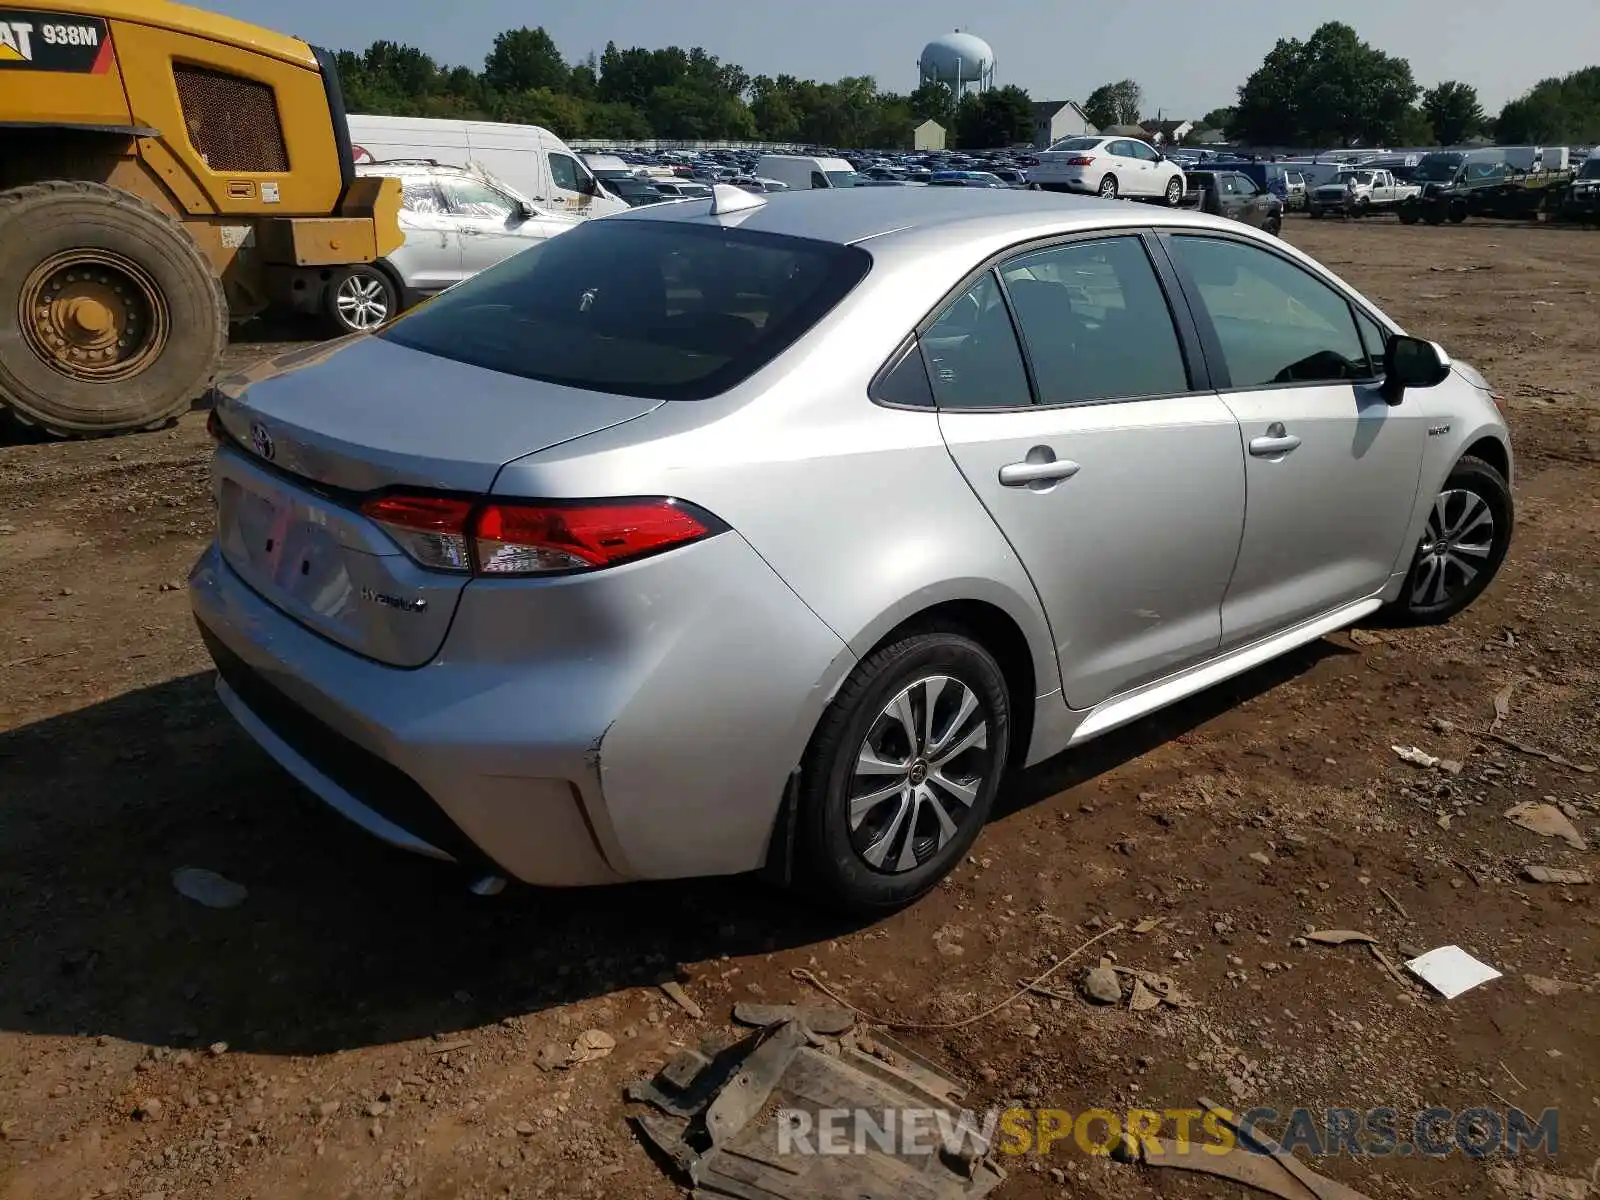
[378,219,871,401]
[1049,137,1101,152]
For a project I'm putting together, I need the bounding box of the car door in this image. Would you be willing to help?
[439,177,534,278]
[1129,140,1167,196]
[1162,233,1428,648]
[545,149,596,215]
[1230,175,1271,227]
[1109,141,1150,195]
[390,176,461,294]
[931,233,1247,709]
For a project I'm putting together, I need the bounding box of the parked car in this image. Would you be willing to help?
[1308,169,1419,218]
[195,186,1513,913]
[1029,135,1186,204]
[755,154,860,190]
[1186,170,1284,233]
[929,170,1009,188]
[341,162,579,331]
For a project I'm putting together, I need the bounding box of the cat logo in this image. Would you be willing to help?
[0,10,112,73]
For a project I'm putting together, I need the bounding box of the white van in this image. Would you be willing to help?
[754,154,859,190]
[347,115,628,218]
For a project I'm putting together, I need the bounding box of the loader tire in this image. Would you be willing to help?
[0,181,227,438]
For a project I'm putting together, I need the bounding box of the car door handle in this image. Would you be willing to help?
[1249,423,1302,457]
[999,459,1081,486]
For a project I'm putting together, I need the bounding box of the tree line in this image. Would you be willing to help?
[334,32,1034,148]
[333,23,1600,149]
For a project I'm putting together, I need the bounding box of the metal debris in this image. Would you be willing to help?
[1118,1098,1375,1200]
[627,1012,1004,1199]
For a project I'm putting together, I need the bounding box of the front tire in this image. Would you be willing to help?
[1308,204,1323,220]
[1098,174,1119,200]
[1393,456,1513,624]
[322,263,398,336]
[0,181,227,437]
[796,629,1011,914]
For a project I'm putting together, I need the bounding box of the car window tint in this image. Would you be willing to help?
[1353,309,1389,374]
[547,153,580,191]
[441,178,517,220]
[999,237,1189,405]
[1234,176,1258,195]
[873,338,935,408]
[1171,236,1369,388]
[922,272,1031,409]
[379,221,870,401]
[400,180,447,214]
[810,171,828,188]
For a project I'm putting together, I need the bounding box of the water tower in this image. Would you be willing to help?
[918,30,996,95]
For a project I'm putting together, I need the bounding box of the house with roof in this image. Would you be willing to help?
[1140,118,1196,145]
[1031,100,1095,149]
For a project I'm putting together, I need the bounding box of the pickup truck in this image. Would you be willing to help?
[1307,169,1421,218]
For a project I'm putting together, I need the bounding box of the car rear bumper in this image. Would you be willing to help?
[189,532,853,887]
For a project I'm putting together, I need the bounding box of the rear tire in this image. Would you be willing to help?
[1391,456,1513,624]
[1098,174,1119,200]
[322,263,398,336]
[1164,176,1183,207]
[1398,205,1420,225]
[0,181,226,438]
[795,629,1011,914]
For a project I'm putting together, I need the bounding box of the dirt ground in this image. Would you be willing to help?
[2,217,1598,1200]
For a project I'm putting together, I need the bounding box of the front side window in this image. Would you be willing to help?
[999,237,1189,405]
[1233,175,1258,196]
[440,178,518,221]
[921,273,1031,410]
[1354,308,1390,372]
[548,153,581,191]
[379,220,870,401]
[1169,236,1370,388]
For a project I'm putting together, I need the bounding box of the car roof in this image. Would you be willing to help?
[607,185,1238,248]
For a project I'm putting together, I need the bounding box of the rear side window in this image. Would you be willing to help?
[922,273,1031,409]
[999,237,1189,405]
[379,220,871,401]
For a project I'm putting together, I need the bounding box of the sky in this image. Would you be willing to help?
[204,0,1599,117]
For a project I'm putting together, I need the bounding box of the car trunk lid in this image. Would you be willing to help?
[210,337,663,667]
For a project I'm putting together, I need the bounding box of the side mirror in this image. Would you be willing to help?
[1381,335,1451,405]
[515,200,536,220]
[576,173,598,196]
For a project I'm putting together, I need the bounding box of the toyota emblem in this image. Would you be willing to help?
[249,421,275,461]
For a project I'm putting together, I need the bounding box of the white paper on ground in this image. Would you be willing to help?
[1405,945,1502,998]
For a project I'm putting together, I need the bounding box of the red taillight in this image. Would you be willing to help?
[362,494,474,573]
[476,500,713,575]
[1065,155,1096,167]
[360,493,717,576]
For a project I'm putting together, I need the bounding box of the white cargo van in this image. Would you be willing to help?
[347,115,628,218]
[754,154,859,190]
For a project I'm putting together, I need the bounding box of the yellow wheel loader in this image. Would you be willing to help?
[0,0,403,436]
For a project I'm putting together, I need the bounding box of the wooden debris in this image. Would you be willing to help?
[659,981,703,1019]
[1377,886,1410,920]
[1305,930,1377,946]
[1523,865,1592,885]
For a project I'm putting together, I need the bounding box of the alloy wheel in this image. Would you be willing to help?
[1165,178,1182,206]
[335,273,391,331]
[1411,488,1495,609]
[846,675,992,874]
[1098,175,1118,199]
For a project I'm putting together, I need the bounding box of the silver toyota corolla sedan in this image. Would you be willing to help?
[192,186,1514,912]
